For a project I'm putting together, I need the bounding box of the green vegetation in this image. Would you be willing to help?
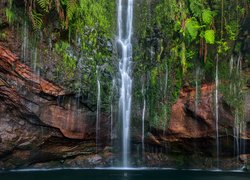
[2,0,116,107]
[1,0,249,129]
[132,0,249,128]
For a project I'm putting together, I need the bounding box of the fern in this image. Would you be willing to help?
[204,30,215,44]
[36,0,50,12]
[31,10,43,29]
[79,0,87,9]
[66,0,77,21]
[225,21,238,40]
[190,0,203,18]
[185,18,200,41]
[202,9,213,25]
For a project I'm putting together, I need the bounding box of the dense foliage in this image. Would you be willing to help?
[1,0,116,107]
[0,0,249,129]
[132,0,249,128]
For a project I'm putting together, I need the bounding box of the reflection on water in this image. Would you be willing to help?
[0,169,249,180]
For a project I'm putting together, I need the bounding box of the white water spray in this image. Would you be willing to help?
[141,85,146,159]
[21,21,29,62]
[195,67,200,117]
[117,0,134,167]
[96,69,101,153]
[215,54,219,168]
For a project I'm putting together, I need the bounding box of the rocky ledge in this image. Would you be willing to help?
[0,45,249,169]
[0,45,110,169]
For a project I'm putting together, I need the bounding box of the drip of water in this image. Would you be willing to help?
[21,21,29,63]
[141,85,146,160]
[117,0,134,167]
[195,68,200,117]
[77,65,83,106]
[215,54,219,168]
[234,108,240,161]
[229,55,234,76]
[164,64,168,98]
[33,46,38,73]
[236,53,242,75]
[110,79,116,166]
[230,53,243,164]
[96,68,101,153]
[110,80,114,142]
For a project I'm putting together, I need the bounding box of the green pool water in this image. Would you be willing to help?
[0,169,249,180]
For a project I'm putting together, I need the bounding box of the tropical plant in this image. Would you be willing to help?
[5,0,14,24]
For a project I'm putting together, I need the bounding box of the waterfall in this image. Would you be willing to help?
[96,69,101,153]
[117,0,134,167]
[110,79,117,166]
[195,67,200,118]
[33,47,37,72]
[229,54,243,164]
[215,54,219,168]
[234,108,240,161]
[141,85,146,160]
[21,20,29,63]
[164,63,168,97]
[235,54,242,163]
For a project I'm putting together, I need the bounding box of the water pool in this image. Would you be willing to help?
[0,169,249,180]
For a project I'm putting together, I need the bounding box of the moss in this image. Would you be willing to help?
[2,0,249,125]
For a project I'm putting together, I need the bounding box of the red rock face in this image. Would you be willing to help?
[39,105,98,139]
[0,46,65,96]
[167,84,234,140]
[0,45,99,140]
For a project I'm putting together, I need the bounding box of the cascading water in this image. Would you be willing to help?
[164,63,168,98]
[141,84,146,159]
[234,108,240,161]
[96,68,101,153]
[110,79,116,166]
[234,54,242,162]
[117,0,134,167]
[21,20,29,63]
[195,67,200,118]
[32,46,38,73]
[229,54,244,163]
[215,54,219,168]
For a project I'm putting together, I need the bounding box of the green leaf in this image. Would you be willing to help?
[202,9,213,25]
[185,18,199,41]
[36,0,50,12]
[225,21,238,40]
[174,21,181,32]
[204,30,215,44]
[190,0,203,18]
[67,0,77,20]
[32,10,43,29]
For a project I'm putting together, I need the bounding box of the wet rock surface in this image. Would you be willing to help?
[166,84,234,139]
[0,45,249,169]
[0,45,110,169]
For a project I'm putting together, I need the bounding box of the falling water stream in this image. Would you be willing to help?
[21,20,29,63]
[96,69,101,153]
[215,54,219,168]
[164,64,168,97]
[195,67,200,118]
[117,0,134,167]
[141,85,146,159]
